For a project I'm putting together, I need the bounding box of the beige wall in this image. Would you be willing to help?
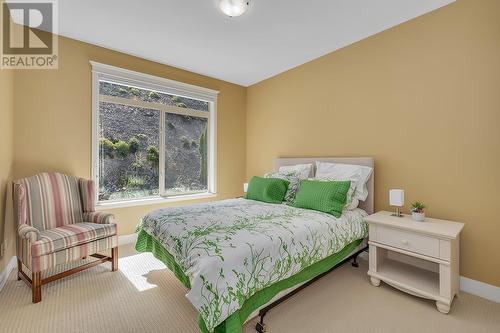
[247,0,500,287]
[13,36,247,235]
[0,69,15,272]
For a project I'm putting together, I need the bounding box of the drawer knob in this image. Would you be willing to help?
[401,240,409,245]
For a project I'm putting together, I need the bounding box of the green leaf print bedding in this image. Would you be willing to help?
[136,198,367,332]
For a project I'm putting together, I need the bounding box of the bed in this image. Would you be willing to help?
[135,157,374,333]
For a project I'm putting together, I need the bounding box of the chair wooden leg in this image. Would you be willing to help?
[111,247,118,272]
[32,271,41,303]
[17,259,22,281]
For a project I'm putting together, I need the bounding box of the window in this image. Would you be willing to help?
[91,62,218,206]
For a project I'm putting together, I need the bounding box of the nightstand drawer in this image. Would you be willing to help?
[376,226,440,258]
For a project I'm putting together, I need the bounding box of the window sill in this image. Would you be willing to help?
[95,192,217,210]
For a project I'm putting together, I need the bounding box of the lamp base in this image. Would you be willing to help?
[391,207,404,217]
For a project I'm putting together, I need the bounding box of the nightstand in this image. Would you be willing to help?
[365,211,465,314]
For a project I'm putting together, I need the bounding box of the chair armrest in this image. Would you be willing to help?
[83,211,114,224]
[18,224,40,242]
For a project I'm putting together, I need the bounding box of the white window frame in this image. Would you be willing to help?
[90,61,218,209]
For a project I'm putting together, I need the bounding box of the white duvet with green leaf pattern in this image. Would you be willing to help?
[139,198,368,332]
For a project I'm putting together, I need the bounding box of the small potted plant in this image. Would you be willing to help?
[411,202,426,222]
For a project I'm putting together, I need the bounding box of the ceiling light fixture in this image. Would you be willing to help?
[219,0,249,17]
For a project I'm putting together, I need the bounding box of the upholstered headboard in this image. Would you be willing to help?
[273,157,374,215]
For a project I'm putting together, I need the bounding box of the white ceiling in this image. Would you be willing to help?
[55,0,455,86]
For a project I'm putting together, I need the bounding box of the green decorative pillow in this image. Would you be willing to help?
[264,170,301,204]
[292,180,351,218]
[245,176,289,204]
[312,177,359,210]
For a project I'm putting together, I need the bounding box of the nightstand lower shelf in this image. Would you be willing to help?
[368,258,443,301]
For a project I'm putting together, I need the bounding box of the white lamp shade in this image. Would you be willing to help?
[389,189,404,207]
[243,183,249,193]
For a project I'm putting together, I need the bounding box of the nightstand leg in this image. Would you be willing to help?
[436,301,450,314]
[370,277,381,287]
[368,244,383,287]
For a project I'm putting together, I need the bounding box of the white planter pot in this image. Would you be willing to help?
[412,212,426,222]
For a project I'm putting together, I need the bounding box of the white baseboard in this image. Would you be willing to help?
[118,233,138,246]
[460,276,500,303]
[0,256,17,292]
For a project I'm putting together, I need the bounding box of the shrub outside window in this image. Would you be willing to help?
[91,62,217,206]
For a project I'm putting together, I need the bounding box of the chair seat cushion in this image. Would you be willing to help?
[31,222,117,257]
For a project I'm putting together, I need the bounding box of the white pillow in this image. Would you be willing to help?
[278,163,313,179]
[345,197,360,211]
[315,161,373,201]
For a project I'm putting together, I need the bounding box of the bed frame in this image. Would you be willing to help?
[254,157,374,333]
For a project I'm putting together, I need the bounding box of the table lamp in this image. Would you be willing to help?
[389,189,404,217]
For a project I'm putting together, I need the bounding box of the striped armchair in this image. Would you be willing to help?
[13,172,118,303]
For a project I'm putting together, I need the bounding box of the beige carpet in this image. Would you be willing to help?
[0,243,499,333]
